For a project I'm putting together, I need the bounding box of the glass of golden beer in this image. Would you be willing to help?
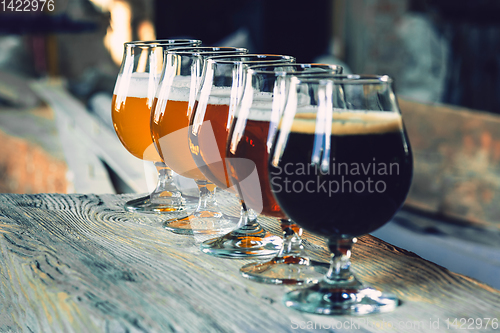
[227,64,343,284]
[188,54,295,258]
[112,39,201,213]
[269,75,413,314]
[151,46,248,234]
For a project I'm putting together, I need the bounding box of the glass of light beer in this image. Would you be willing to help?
[226,64,343,285]
[151,46,248,234]
[188,54,295,258]
[112,39,201,213]
[269,75,413,314]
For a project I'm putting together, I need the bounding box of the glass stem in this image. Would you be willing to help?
[150,162,182,200]
[239,200,257,225]
[276,219,305,258]
[193,180,219,213]
[325,237,362,287]
[230,200,263,237]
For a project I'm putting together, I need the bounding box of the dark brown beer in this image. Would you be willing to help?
[269,111,413,238]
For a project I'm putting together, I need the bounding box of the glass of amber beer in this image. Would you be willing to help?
[151,46,248,234]
[227,64,343,284]
[269,75,413,314]
[112,39,201,213]
[188,54,295,258]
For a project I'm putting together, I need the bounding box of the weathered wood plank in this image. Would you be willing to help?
[0,82,115,194]
[0,193,498,332]
[0,71,40,108]
[400,98,500,229]
[0,106,69,193]
[30,80,150,194]
[47,102,115,194]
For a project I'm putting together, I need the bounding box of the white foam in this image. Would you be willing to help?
[113,72,160,99]
[206,86,232,105]
[166,87,189,102]
[171,75,192,89]
[236,91,314,122]
[236,106,272,122]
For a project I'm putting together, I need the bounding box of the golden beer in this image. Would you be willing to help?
[151,86,208,181]
[112,73,161,162]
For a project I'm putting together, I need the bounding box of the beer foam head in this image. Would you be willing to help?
[288,109,404,135]
[206,86,232,105]
[113,72,160,98]
[159,81,234,104]
[236,91,310,121]
[239,92,274,121]
[166,76,193,102]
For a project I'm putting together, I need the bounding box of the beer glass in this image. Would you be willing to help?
[188,54,295,258]
[269,75,413,314]
[227,64,343,284]
[112,39,201,213]
[151,47,248,234]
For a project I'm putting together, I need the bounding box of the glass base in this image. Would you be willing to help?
[124,194,198,213]
[283,280,400,315]
[240,256,328,285]
[200,224,282,259]
[164,211,240,235]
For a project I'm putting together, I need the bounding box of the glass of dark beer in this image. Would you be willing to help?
[151,47,248,234]
[188,54,295,258]
[111,39,201,213]
[227,64,343,284]
[269,75,413,314]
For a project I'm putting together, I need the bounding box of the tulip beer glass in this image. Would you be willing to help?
[151,46,248,234]
[227,64,343,284]
[112,39,201,212]
[269,75,413,314]
[189,54,295,258]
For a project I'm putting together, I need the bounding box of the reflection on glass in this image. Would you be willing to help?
[111,39,201,213]
[151,47,248,234]
[269,75,413,314]
[189,54,295,258]
[227,64,343,284]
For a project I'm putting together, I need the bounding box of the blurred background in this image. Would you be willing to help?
[1,0,500,288]
[4,0,500,110]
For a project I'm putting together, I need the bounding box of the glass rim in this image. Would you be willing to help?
[165,46,249,55]
[124,39,202,48]
[206,54,295,64]
[294,74,393,85]
[247,63,343,75]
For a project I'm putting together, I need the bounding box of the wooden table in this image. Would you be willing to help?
[1,193,499,332]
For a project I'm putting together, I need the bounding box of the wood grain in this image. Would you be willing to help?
[0,193,498,332]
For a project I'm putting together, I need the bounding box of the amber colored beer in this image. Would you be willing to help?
[151,88,208,181]
[112,74,161,162]
[190,101,232,189]
[227,116,286,218]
